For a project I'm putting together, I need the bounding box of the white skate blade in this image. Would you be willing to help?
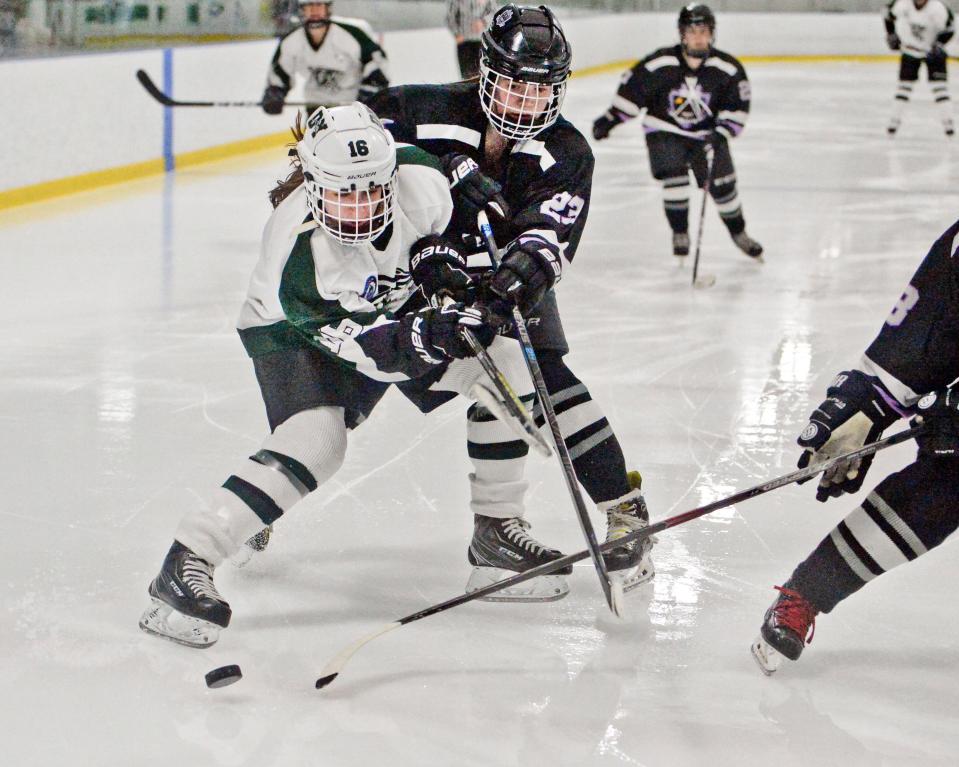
[138,597,221,648]
[609,555,655,594]
[750,635,783,676]
[465,566,569,603]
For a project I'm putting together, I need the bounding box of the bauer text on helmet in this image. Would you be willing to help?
[479,4,571,141]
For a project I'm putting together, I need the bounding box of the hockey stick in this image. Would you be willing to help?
[476,211,623,616]
[314,425,922,690]
[691,142,716,289]
[135,69,308,108]
[461,327,552,458]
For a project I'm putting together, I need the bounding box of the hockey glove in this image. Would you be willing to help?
[928,43,947,65]
[404,303,495,367]
[887,33,901,51]
[797,370,901,502]
[489,235,562,316]
[592,112,619,141]
[912,389,959,457]
[409,235,473,307]
[441,154,510,220]
[261,85,287,115]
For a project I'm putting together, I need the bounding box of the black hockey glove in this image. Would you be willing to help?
[592,112,619,141]
[261,85,287,115]
[417,302,496,361]
[797,370,901,502]
[441,154,510,220]
[928,43,947,65]
[409,235,473,307]
[911,389,959,457]
[489,235,562,316]
[358,70,390,103]
[886,33,901,51]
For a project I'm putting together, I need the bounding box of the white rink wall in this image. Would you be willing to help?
[0,13,904,194]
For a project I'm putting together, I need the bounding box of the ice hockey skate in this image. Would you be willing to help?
[887,117,901,136]
[139,541,231,648]
[672,232,690,257]
[944,118,955,137]
[751,585,817,676]
[732,231,764,260]
[231,524,273,568]
[599,471,655,592]
[465,515,571,602]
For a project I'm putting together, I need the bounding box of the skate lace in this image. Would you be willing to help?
[183,557,223,601]
[772,586,816,645]
[501,518,548,556]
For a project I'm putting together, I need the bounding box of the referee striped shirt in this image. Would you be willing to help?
[446,0,494,41]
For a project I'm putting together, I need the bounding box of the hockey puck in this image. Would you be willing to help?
[205,664,243,689]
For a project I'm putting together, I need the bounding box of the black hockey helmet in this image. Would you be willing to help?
[481,4,572,85]
[678,3,715,59]
[479,5,572,140]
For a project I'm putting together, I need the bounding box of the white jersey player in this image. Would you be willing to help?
[884,0,955,136]
[138,103,567,648]
[262,1,389,115]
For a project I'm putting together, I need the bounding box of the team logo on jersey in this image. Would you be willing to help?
[362,275,377,301]
[309,67,344,90]
[668,77,713,129]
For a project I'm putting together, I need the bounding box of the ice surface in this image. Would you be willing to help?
[1,61,958,766]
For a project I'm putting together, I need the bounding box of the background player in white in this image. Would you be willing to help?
[884,0,955,136]
[261,1,389,116]
[752,218,959,674]
[592,4,762,260]
[137,103,556,648]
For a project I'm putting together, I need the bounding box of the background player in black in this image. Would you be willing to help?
[751,217,959,674]
[369,4,655,597]
[592,4,762,260]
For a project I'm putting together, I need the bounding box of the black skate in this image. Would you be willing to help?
[600,471,655,592]
[232,524,273,568]
[945,119,955,137]
[466,515,570,602]
[887,118,900,137]
[672,232,690,257]
[139,541,231,648]
[732,231,764,260]
[750,585,817,676]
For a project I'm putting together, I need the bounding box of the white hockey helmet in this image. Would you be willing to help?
[297,103,397,245]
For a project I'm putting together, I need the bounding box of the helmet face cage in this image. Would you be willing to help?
[478,62,567,141]
[479,5,571,141]
[298,104,397,245]
[298,1,331,29]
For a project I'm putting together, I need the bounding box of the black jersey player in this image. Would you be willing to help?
[752,217,959,674]
[592,4,762,261]
[368,4,654,599]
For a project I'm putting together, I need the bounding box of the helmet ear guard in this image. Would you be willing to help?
[296,103,397,244]
[478,4,571,140]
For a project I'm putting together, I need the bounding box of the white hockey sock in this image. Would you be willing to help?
[175,406,348,565]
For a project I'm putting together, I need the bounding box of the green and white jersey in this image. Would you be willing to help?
[237,148,451,382]
[267,21,389,107]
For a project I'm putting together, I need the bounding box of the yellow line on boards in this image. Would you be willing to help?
[0,54,899,212]
[0,130,291,212]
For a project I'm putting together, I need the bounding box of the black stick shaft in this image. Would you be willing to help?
[476,211,617,612]
[136,69,307,108]
[691,145,714,286]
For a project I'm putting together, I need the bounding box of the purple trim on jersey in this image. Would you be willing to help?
[874,381,911,419]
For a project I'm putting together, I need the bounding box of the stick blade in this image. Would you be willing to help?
[693,273,716,289]
[315,672,338,690]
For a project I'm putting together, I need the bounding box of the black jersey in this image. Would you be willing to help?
[610,45,750,141]
[861,219,959,407]
[367,81,593,272]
